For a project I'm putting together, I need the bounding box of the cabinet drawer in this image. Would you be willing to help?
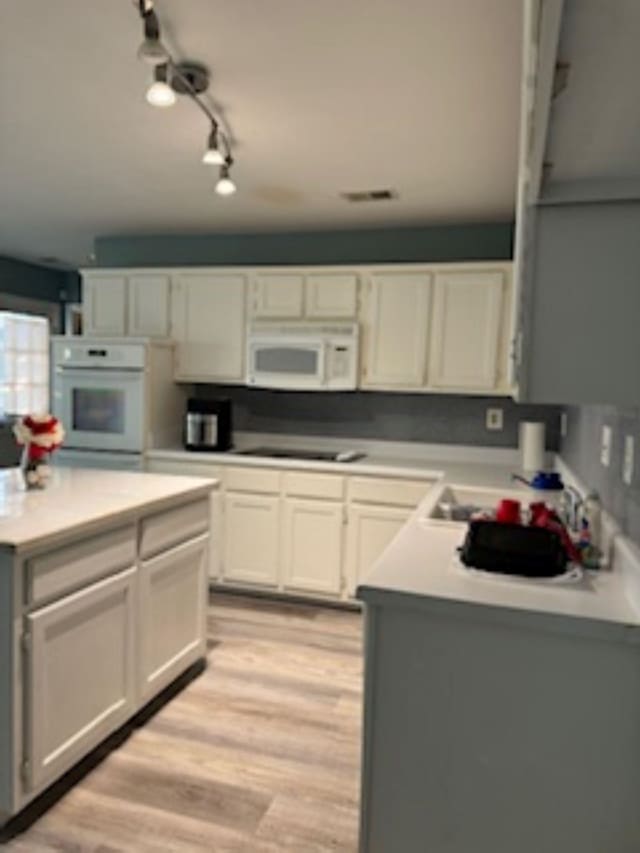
[27,524,136,606]
[283,471,344,500]
[225,466,281,494]
[140,499,209,559]
[348,476,432,507]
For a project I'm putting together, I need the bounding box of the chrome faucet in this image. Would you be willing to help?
[560,486,583,533]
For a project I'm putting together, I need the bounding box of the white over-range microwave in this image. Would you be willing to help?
[246,323,359,391]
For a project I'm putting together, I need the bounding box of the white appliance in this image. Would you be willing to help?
[52,338,184,468]
[246,323,359,391]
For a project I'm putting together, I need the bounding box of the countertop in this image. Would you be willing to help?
[0,467,217,551]
[147,431,535,484]
[148,433,640,633]
[358,481,640,636]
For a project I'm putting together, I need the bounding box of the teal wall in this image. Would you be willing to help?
[94,223,514,267]
[0,256,74,302]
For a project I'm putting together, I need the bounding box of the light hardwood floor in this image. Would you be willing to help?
[4,593,364,852]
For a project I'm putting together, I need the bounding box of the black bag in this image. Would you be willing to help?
[459,520,569,578]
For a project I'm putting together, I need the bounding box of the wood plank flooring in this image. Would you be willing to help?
[4,593,363,852]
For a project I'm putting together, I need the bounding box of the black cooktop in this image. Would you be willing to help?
[234,447,365,463]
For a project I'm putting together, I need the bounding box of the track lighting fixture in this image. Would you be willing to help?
[137,5,167,65]
[215,163,236,196]
[146,64,176,107]
[134,1,237,194]
[202,126,225,165]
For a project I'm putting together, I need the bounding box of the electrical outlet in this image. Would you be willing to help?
[486,408,504,431]
[623,435,635,486]
[601,425,612,468]
[560,412,568,438]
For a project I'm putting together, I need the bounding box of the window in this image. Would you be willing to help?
[0,312,49,416]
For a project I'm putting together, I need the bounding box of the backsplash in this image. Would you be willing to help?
[562,405,640,545]
[194,385,562,450]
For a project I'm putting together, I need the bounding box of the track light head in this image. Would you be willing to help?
[215,163,236,196]
[202,126,224,165]
[146,63,176,107]
[138,9,167,65]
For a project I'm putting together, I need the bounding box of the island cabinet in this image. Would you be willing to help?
[0,487,213,825]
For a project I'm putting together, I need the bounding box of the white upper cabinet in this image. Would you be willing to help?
[429,269,507,392]
[305,273,358,319]
[362,272,432,388]
[83,274,127,336]
[171,272,247,382]
[82,271,169,338]
[252,273,305,319]
[251,270,359,320]
[127,274,171,338]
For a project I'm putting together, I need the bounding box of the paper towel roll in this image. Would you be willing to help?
[519,421,546,472]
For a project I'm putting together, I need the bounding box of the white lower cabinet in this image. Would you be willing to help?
[223,492,280,586]
[283,498,344,595]
[138,535,208,702]
[24,567,137,791]
[345,504,412,595]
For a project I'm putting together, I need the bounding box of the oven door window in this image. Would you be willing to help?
[72,387,125,434]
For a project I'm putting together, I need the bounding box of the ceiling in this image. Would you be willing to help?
[0,0,522,268]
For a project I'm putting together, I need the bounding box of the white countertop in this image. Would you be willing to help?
[0,467,216,552]
[147,431,536,484]
[148,432,640,633]
[358,479,640,636]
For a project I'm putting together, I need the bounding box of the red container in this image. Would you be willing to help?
[495,498,521,524]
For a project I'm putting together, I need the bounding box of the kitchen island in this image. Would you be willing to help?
[0,467,217,826]
[357,484,640,853]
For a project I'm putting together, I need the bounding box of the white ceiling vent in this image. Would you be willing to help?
[340,189,398,202]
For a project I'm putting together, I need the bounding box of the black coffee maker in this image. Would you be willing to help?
[184,398,232,452]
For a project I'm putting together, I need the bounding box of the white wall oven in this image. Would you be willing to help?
[52,338,183,469]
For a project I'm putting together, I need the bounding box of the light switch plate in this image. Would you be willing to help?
[486,408,504,431]
[623,435,634,485]
[601,425,612,468]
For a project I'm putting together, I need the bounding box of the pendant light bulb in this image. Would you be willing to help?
[215,165,236,196]
[137,9,168,65]
[146,64,176,108]
[202,127,224,165]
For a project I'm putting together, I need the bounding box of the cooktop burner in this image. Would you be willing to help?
[235,447,365,463]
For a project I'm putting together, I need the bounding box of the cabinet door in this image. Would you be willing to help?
[252,273,305,318]
[283,498,343,595]
[82,274,127,336]
[305,273,358,319]
[345,504,410,595]
[223,493,280,586]
[127,274,170,337]
[172,273,247,382]
[24,567,136,792]
[138,535,208,703]
[363,272,432,387]
[429,270,505,391]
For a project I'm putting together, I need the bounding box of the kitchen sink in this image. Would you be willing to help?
[422,484,528,526]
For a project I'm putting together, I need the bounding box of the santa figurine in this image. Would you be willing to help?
[13,414,65,489]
